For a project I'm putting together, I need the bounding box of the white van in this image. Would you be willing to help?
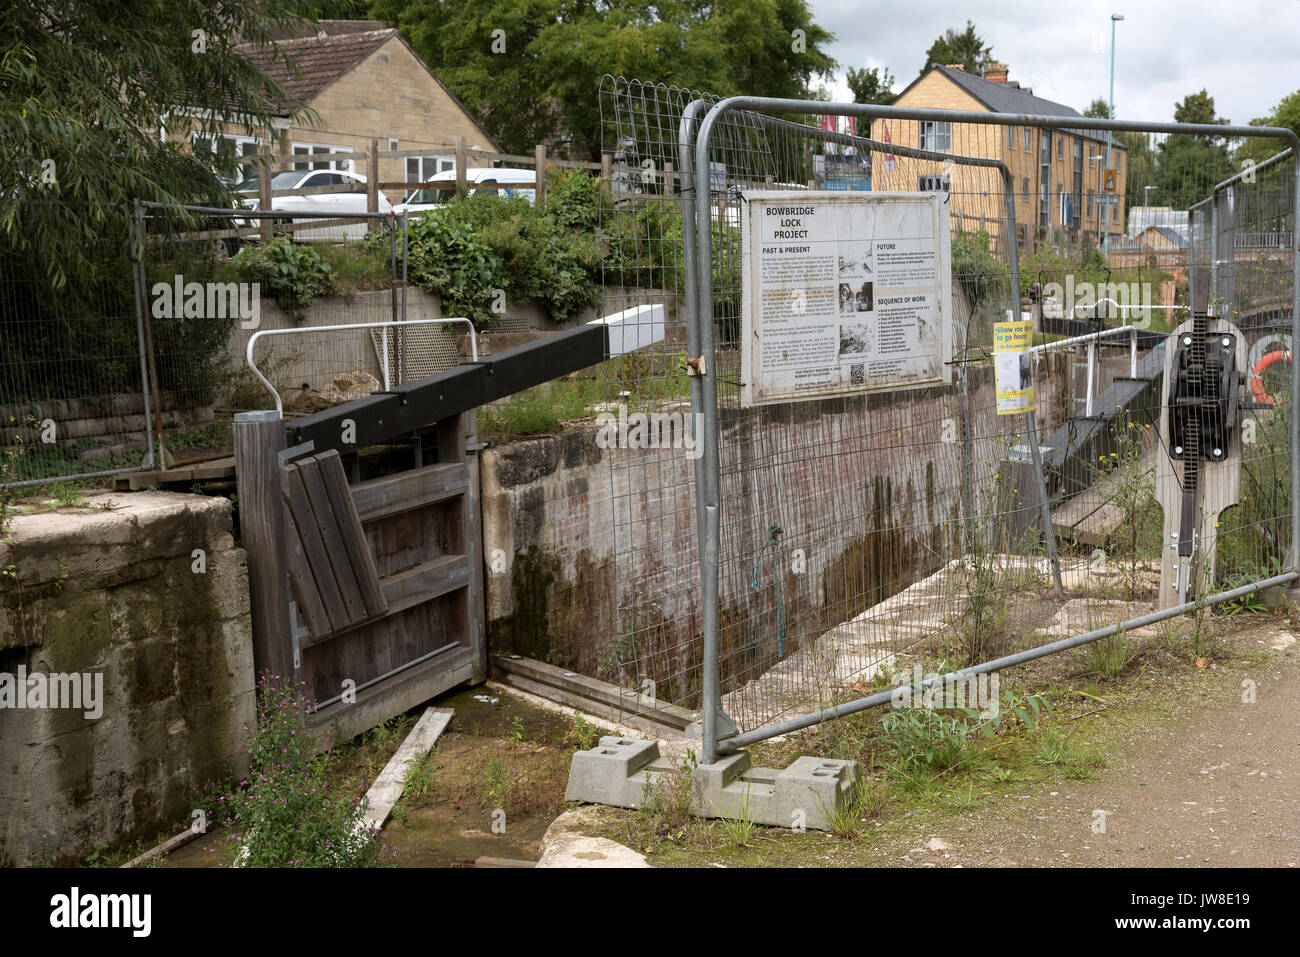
[394,167,536,216]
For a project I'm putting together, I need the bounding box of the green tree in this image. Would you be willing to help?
[1,0,317,289]
[1174,89,1229,128]
[372,0,837,158]
[1237,88,1300,164]
[922,20,992,75]
[846,65,895,104]
[1116,130,1157,212]
[1157,90,1235,208]
[1084,97,1112,119]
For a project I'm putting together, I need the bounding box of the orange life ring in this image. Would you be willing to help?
[1251,350,1292,406]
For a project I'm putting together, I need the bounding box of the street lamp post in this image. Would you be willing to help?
[1104,13,1124,259]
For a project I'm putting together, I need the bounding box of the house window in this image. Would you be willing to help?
[1007,126,1015,148]
[1087,189,1094,218]
[388,138,399,151]
[406,155,455,183]
[1057,137,1063,159]
[292,142,354,172]
[1072,139,1083,229]
[918,174,950,192]
[192,132,262,180]
[919,120,951,152]
[1024,128,1032,150]
[1039,131,1052,229]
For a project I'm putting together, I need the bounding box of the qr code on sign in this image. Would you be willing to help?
[850,364,865,385]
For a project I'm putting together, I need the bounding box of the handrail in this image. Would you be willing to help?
[1030,317,1173,417]
[246,318,479,415]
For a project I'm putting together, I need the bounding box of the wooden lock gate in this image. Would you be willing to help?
[234,324,609,746]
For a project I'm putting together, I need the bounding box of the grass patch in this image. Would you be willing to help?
[1032,726,1107,779]
[478,376,602,441]
[1084,631,1138,680]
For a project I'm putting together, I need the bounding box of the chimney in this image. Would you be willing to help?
[945,64,965,72]
[985,61,1008,83]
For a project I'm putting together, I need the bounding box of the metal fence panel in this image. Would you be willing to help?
[596,80,1299,763]
[134,204,421,468]
[1,203,155,487]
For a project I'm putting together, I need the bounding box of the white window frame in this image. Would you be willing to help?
[919,120,951,153]
[291,142,354,173]
[192,131,263,177]
[405,155,455,182]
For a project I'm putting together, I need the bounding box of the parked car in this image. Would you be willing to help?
[393,167,536,218]
[234,168,393,241]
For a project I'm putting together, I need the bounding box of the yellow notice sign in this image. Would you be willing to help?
[994,318,1035,415]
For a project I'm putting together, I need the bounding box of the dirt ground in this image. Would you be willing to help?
[160,685,592,868]
[579,606,1299,868]
[882,624,1298,867]
[156,601,1296,869]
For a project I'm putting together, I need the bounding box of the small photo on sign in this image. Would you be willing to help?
[838,280,871,314]
[837,242,873,279]
[839,323,871,359]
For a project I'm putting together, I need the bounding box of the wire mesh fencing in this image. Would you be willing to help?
[0,201,456,486]
[132,204,459,464]
[1,202,154,487]
[594,79,1299,756]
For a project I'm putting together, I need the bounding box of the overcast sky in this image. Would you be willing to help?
[816,0,1300,126]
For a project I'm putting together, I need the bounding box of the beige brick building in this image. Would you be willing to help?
[871,64,1128,254]
[169,20,498,188]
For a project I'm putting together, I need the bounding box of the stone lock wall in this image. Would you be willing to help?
[0,492,254,866]
[480,353,1071,692]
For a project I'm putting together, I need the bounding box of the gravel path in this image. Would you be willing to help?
[891,630,1299,868]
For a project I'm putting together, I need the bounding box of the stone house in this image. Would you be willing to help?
[167,19,498,189]
[871,63,1129,254]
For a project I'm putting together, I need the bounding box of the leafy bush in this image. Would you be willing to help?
[230,671,385,868]
[544,167,601,232]
[950,229,1003,309]
[1019,241,1110,298]
[232,237,333,320]
[405,210,501,327]
[878,706,981,773]
[404,187,600,329]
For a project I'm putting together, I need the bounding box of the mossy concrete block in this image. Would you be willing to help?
[4,492,230,588]
[0,491,254,866]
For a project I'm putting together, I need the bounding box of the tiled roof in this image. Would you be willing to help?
[265,20,389,41]
[1148,225,1189,249]
[238,28,397,112]
[904,67,1123,148]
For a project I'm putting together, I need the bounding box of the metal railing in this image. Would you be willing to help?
[246,317,478,415]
